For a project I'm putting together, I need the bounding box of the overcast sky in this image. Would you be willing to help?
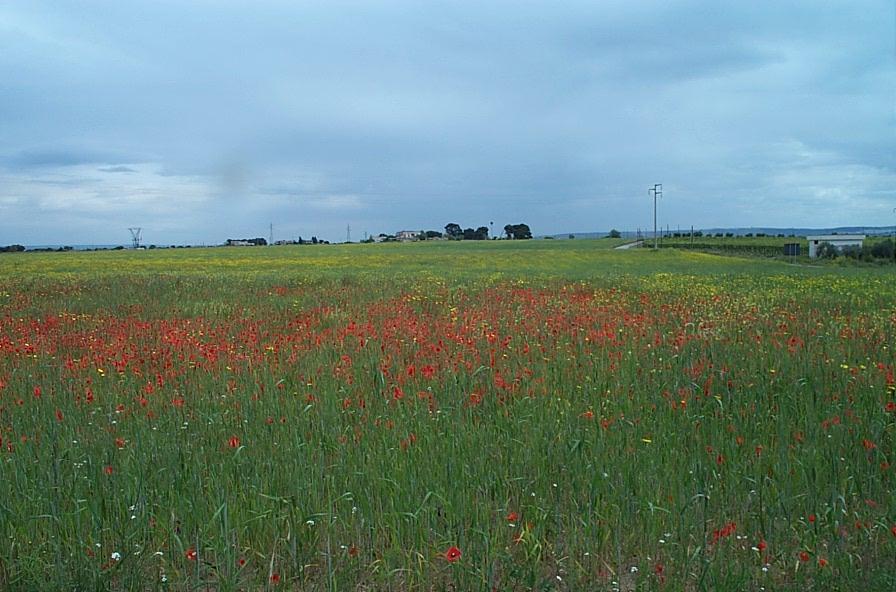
[1,1,894,245]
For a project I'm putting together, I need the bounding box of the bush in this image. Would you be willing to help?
[815,242,839,259]
[870,239,894,260]
[841,245,864,260]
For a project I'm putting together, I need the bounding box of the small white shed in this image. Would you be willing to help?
[806,234,865,258]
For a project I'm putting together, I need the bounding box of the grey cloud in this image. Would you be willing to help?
[4,149,123,169]
[98,165,137,173]
[0,1,893,245]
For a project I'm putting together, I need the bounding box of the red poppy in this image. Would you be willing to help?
[348,545,359,557]
[55,409,64,422]
[228,436,241,448]
[115,437,126,449]
[757,540,767,552]
[444,546,462,562]
[808,514,816,524]
[506,511,519,522]
[817,558,828,568]
[238,557,246,567]
[103,465,114,475]
[799,551,810,562]
[33,386,41,398]
[890,525,896,537]
[270,572,281,584]
[185,548,197,561]
[580,410,594,420]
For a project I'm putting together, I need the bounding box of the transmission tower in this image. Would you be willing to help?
[128,227,142,249]
[346,224,351,243]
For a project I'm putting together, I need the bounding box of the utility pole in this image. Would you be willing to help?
[269,223,273,246]
[346,224,351,243]
[648,184,662,249]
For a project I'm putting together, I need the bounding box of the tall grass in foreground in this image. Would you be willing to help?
[0,249,894,591]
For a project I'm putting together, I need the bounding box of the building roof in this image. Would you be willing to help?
[806,234,865,241]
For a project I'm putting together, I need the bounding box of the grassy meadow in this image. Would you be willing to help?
[0,240,894,591]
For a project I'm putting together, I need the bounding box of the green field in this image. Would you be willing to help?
[650,234,895,261]
[650,235,805,258]
[0,241,894,591]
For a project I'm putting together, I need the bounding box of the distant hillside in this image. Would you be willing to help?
[542,231,639,240]
[699,226,895,237]
[543,226,896,240]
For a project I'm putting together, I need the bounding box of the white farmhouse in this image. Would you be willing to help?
[806,234,865,258]
[395,230,421,242]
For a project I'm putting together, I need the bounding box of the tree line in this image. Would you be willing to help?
[816,239,895,262]
[441,223,532,240]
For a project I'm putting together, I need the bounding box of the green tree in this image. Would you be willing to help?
[504,223,532,240]
[444,223,463,239]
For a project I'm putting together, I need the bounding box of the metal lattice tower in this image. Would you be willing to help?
[128,227,142,249]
